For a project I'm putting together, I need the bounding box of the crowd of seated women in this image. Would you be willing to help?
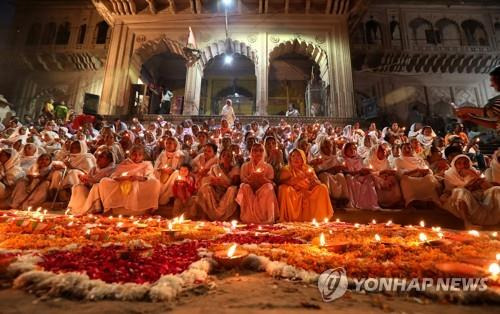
[0,115,498,228]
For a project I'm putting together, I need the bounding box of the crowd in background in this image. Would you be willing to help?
[0,111,498,229]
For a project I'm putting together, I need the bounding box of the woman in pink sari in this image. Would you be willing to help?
[342,142,380,210]
[197,148,240,221]
[237,143,278,224]
[99,145,160,216]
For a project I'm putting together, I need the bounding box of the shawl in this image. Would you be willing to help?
[444,154,480,190]
[0,149,25,186]
[395,153,430,173]
[68,141,96,173]
[111,159,154,179]
[342,145,364,172]
[154,137,185,170]
[20,143,40,171]
[366,145,392,172]
[282,148,314,177]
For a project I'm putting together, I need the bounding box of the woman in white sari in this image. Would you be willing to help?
[366,144,403,208]
[485,149,499,185]
[61,140,96,190]
[196,148,240,221]
[154,136,186,205]
[99,145,160,216]
[442,154,500,227]
[10,154,64,209]
[312,137,349,203]
[0,149,25,204]
[68,149,116,215]
[191,143,219,188]
[237,143,279,224]
[395,143,440,207]
[19,143,40,172]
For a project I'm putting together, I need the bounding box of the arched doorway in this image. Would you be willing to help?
[200,53,256,115]
[269,39,329,116]
[130,37,187,115]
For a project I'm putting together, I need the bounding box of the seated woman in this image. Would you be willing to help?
[154,136,186,205]
[0,149,25,207]
[442,154,500,227]
[342,142,380,210]
[60,140,97,196]
[196,148,240,221]
[11,154,63,209]
[264,136,284,183]
[237,143,278,224]
[99,145,161,216]
[311,137,349,204]
[427,145,449,178]
[278,149,333,222]
[395,143,441,207]
[68,149,116,215]
[20,143,40,172]
[485,149,499,185]
[366,144,403,208]
[191,143,218,188]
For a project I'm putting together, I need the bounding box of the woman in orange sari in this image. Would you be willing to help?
[278,149,333,222]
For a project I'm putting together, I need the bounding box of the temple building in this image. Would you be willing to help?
[0,0,499,123]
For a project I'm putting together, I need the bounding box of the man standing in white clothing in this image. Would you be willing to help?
[220,99,236,127]
[160,88,174,114]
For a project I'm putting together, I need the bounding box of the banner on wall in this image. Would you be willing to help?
[361,97,378,119]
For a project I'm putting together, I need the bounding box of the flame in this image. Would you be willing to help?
[371,219,376,224]
[468,230,480,237]
[437,232,444,239]
[117,222,124,228]
[489,263,500,276]
[323,218,329,224]
[64,209,70,215]
[496,253,499,261]
[354,223,360,228]
[419,233,427,242]
[374,234,381,242]
[179,214,185,223]
[420,220,425,228]
[227,244,237,258]
[335,218,340,223]
[312,218,319,227]
[118,215,123,219]
[386,220,392,226]
[121,172,128,177]
[168,221,173,231]
[231,220,238,229]
[319,233,326,246]
[36,207,41,213]
[27,206,32,212]
[85,229,91,235]
[67,221,74,227]
[255,168,262,173]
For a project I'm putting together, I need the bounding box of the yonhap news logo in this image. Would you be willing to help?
[317,267,348,302]
[318,268,489,302]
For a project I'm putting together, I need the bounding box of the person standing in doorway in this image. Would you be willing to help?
[221,99,236,128]
[160,87,174,114]
[286,103,299,117]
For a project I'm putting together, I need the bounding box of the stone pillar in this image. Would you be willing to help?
[183,63,203,115]
[255,32,268,115]
[328,21,355,118]
[98,22,135,115]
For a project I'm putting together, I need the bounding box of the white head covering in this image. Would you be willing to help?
[444,154,479,190]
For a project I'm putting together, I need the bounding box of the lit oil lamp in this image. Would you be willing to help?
[162,221,181,240]
[468,230,480,237]
[419,220,425,228]
[418,232,428,243]
[121,171,128,177]
[489,263,499,279]
[374,234,381,242]
[214,243,249,268]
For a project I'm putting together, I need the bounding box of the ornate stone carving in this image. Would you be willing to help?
[247,34,257,43]
[315,35,325,44]
[270,35,280,44]
[136,35,147,43]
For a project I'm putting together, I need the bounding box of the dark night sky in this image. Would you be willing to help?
[0,0,16,27]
